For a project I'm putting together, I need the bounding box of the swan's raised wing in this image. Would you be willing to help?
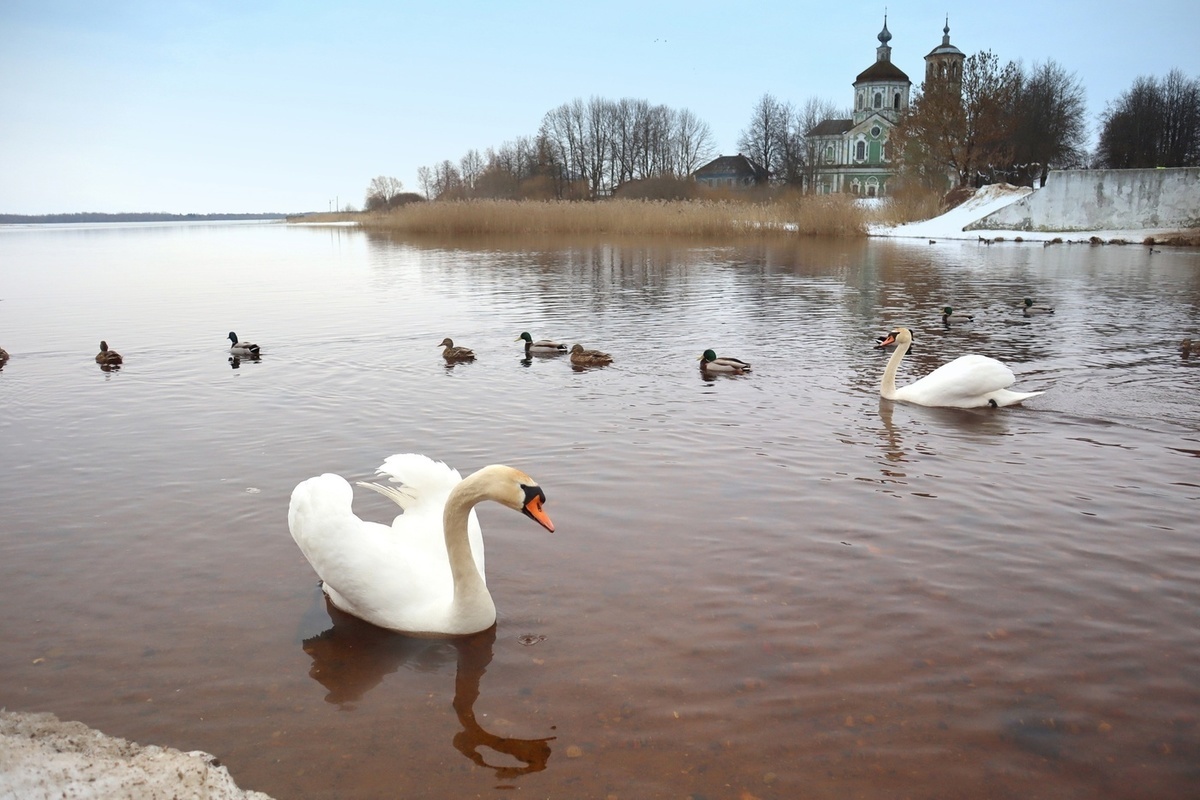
[361,454,462,513]
[358,452,486,577]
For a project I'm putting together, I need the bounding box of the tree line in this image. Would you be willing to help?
[894,53,1089,189]
[1097,69,1200,169]
[895,56,1199,190]
[364,56,1199,208]
[409,97,718,203]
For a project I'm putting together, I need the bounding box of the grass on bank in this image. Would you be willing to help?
[291,195,873,238]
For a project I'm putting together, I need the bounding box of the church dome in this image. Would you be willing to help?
[926,20,964,58]
[855,14,911,85]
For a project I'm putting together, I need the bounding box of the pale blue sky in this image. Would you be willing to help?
[1,0,1196,214]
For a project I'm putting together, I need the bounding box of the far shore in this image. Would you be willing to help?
[287,193,1200,247]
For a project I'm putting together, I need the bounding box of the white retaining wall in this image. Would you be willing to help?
[967,168,1200,232]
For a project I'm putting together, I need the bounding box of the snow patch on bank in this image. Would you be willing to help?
[870,183,1178,243]
[0,710,274,800]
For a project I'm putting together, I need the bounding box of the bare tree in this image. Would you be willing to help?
[432,160,462,199]
[894,50,1023,189]
[416,166,433,200]
[459,149,484,195]
[364,175,404,210]
[1009,60,1088,185]
[797,97,841,191]
[672,107,716,176]
[737,93,788,180]
[1098,69,1200,168]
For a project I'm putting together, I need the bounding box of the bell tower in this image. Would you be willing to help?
[924,17,965,93]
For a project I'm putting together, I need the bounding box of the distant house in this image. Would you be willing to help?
[692,154,769,189]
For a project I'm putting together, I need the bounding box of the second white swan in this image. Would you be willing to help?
[876,327,1044,408]
[288,453,554,636]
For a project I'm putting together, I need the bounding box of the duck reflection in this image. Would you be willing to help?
[228,354,261,369]
[301,597,554,779]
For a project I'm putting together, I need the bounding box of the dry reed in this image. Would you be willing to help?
[294,197,869,238]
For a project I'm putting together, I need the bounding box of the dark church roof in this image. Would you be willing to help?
[855,60,910,84]
[808,119,852,137]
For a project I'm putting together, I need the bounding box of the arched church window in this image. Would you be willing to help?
[893,92,901,109]
[855,140,866,161]
[825,145,834,163]
[873,92,882,109]
[857,92,863,110]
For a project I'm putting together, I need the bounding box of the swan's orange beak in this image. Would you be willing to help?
[875,333,896,349]
[522,488,555,532]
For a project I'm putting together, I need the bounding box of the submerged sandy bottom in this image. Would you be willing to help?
[0,711,273,800]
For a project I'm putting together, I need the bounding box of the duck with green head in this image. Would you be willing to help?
[228,331,261,356]
[699,349,751,374]
[516,332,567,355]
[1023,298,1054,315]
[942,306,974,325]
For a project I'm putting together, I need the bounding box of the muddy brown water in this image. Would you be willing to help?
[1,222,1198,799]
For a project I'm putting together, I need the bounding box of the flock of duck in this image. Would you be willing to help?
[434,331,751,373]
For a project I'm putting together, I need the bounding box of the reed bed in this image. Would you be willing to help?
[329,197,868,238]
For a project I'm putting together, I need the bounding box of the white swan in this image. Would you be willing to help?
[877,327,1044,408]
[288,454,554,636]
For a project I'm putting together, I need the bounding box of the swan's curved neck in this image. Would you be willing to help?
[881,339,910,400]
[442,473,492,604]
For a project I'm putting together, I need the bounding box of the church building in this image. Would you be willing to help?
[807,18,963,197]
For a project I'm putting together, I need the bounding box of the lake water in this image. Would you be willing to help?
[1,221,1197,799]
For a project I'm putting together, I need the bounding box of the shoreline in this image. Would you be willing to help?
[0,710,273,800]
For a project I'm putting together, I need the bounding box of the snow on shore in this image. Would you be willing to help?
[869,183,1176,243]
[0,710,273,800]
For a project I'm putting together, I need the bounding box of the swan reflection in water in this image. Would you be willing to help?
[300,596,555,780]
[876,397,1013,466]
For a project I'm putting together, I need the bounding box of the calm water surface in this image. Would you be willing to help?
[1,222,1198,799]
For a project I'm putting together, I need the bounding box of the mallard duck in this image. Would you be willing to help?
[516,332,567,355]
[439,337,476,361]
[876,327,1044,408]
[0,346,8,364]
[699,349,751,374]
[95,340,123,366]
[942,306,974,325]
[1023,298,1054,315]
[1181,338,1194,357]
[569,343,612,367]
[288,453,554,635]
[228,331,261,356]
